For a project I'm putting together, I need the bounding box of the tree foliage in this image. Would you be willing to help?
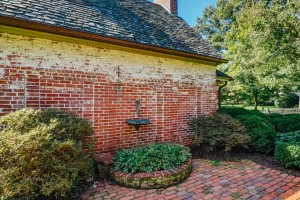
[196,0,300,109]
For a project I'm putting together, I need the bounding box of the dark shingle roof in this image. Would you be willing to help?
[0,0,222,59]
[216,70,233,80]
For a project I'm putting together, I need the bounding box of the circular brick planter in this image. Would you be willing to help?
[111,159,192,189]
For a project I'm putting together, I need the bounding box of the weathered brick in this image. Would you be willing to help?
[0,33,218,154]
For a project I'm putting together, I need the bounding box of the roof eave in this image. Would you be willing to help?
[216,76,234,81]
[216,70,233,81]
[0,15,228,64]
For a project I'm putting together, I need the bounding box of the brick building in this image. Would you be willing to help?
[0,0,228,155]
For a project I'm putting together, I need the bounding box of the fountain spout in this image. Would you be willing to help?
[136,98,141,117]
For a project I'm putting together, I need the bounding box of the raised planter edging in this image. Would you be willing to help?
[111,159,192,189]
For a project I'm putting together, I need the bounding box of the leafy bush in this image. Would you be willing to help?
[217,107,251,118]
[189,113,250,152]
[237,115,276,154]
[0,108,94,200]
[275,131,300,169]
[274,93,299,108]
[269,114,300,133]
[113,143,191,173]
[275,143,300,168]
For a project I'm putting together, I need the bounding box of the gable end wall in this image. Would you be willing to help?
[0,33,217,154]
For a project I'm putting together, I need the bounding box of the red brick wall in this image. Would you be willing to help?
[0,33,218,155]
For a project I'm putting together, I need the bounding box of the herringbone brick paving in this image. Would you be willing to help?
[83,159,300,200]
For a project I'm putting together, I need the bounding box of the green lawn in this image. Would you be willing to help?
[221,104,300,114]
[221,104,276,111]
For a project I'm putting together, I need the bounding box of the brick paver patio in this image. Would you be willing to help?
[83,159,300,200]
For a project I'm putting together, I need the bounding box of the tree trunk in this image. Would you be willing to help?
[295,92,300,108]
[254,95,258,110]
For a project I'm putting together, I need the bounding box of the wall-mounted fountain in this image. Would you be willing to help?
[126,98,150,131]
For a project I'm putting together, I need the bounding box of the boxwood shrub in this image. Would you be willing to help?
[0,108,94,200]
[218,107,270,121]
[113,143,191,173]
[189,113,250,152]
[269,114,300,133]
[275,131,300,169]
[237,115,277,154]
[217,107,251,118]
[248,110,271,121]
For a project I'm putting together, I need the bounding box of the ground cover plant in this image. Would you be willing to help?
[113,143,191,173]
[275,131,300,169]
[189,113,250,152]
[0,108,94,200]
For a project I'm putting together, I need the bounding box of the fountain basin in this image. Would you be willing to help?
[125,118,150,131]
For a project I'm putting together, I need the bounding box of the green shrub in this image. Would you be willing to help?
[218,107,270,121]
[237,115,276,154]
[248,110,271,121]
[189,113,250,152]
[113,143,191,173]
[269,114,300,133]
[277,131,300,143]
[0,108,94,200]
[275,131,300,168]
[275,142,300,169]
[217,107,251,118]
[269,113,283,119]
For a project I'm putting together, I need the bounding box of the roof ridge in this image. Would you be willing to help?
[0,0,223,59]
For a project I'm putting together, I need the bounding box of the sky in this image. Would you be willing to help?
[178,0,217,26]
[149,0,218,27]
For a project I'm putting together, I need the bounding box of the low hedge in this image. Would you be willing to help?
[113,143,191,173]
[237,115,277,154]
[275,131,300,169]
[248,110,271,121]
[217,107,251,118]
[218,107,270,121]
[0,109,94,200]
[189,113,250,152]
[269,114,300,133]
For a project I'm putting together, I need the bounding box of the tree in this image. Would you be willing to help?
[296,92,300,108]
[195,0,249,52]
[196,0,300,109]
[222,80,274,109]
[221,83,248,106]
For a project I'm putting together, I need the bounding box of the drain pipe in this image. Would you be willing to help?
[218,81,228,109]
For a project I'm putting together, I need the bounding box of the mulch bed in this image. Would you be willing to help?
[191,146,300,177]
